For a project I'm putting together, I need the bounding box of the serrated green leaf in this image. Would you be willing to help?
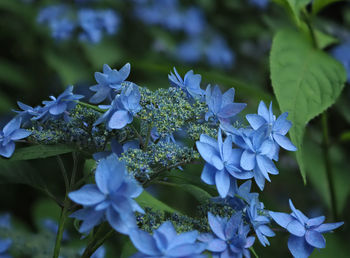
[9,144,76,161]
[312,0,344,15]
[270,29,346,183]
[135,191,176,213]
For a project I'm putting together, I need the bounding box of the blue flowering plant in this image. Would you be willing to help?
[0,63,343,258]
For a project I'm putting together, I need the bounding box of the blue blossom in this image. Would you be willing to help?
[34,86,84,122]
[0,117,31,158]
[0,238,12,258]
[168,68,204,98]
[198,212,255,258]
[90,63,131,104]
[205,36,235,68]
[205,85,246,125]
[0,214,11,229]
[249,0,269,9]
[176,38,203,63]
[78,9,120,43]
[129,221,206,258]
[331,42,350,82]
[246,199,275,246]
[196,129,253,198]
[94,83,141,130]
[182,7,205,36]
[14,102,44,126]
[69,154,144,234]
[269,199,344,258]
[246,101,297,152]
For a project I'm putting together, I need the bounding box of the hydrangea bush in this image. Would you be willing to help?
[0,63,343,257]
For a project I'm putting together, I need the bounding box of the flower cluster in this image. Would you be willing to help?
[2,63,343,257]
[37,4,119,43]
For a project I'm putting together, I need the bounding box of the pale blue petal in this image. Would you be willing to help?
[49,102,67,115]
[222,88,235,106]
[157,221,177,243]
[305,230,326,248]
[168,230,198,249]
[208,212,226,240]
[273,134,297,151]
[201,163,216,185]
[246,114,266,130]
[109,110,132,129]
[306,216,325,227]
[215,170,230,198]
[287,235,314,258]
[106,207,136,234]
[206,239,227,252]
[0,142,15,158]
[3,117,21,136]
[240,150,256,171]
[269,212,294,228]
[257,101,269,122]
[273,112,292,135]
[69,185,106,206]
[129,229,160,256]
[314,222,344,233]
[10,129,31,140]
[217,103,246,118]
[286,220,306,237]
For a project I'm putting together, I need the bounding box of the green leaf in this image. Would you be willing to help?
[270,29,346,183]
[286,0,312,24]
[315,30,339,49]
[340,131,350,142]
[9,144,76,161]
[312,0,344,14]
[135,191,176,213]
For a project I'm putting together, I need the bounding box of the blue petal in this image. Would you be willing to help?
[168,230,198,249]
[166,243,205,256]
[269,212,294,229]
[106,207,136,235]
[3,117,21,136]
[245,236,255,248]
[222,88,235,106]
[196,142,223,170]
[287,235,314,258]
[286,220,306,237]
[0,141,15,158]
[49,102,67,115]
[109,110,132,129]
[201,163,216,185]
[314,222,344,233]
[305,230,326,248]
[215,170,230,198]
[208,212,226,240]
[257,101,269,122]
[0,238,12,253]
[273,134,297,151]
[217,103,246,118]
[95,154,125,194]
[129,229,160,256]
[199,134,218,149]
[69,184,106,206]
[254,168,266,190]
[306,216,325,227]
[153,230,168,251]
[156,221,177,243]
[246,114,266,130]
[10,129,31,140]
[240,150,256,171]
[273,112,292,135]
[207,239,227,252]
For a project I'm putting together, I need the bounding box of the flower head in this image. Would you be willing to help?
[69,154,144,234]
[0,117,31,158]
[168,68,204,99]
[246,101,297,152]
[205,85,246,125]
[90,63,131,104]
[0,238,12,258]
[199,212,255,258]
[196,129,253,198]
[269,199,344,258]
[129,221,206,258]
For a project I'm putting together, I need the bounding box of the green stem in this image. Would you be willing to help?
[76,101,105,113]
[321,112,338,220]
[143,123,153,150]
[131,124,144,147]
[56,156,69,193]
[82,229,115,257]
[53,198,69,258]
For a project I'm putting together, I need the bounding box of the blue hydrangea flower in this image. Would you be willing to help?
[168,68,204,98]
[249,0,269,9]
[246,101,297,152]
[182,7,205,36]
[94,83,141,130]
[231,127,278,190]
[0,117,32,158]
[246,199,275,246]
[205,36,235,68]
[14,102,44,126]
[0,238,12,258]
[0,214,11,229]
[34,86,84,122]
[90,63,131,104]
[331,42,350,82]
[196,129,253,198]
[269,199,344,258]
[78,9,120,43]
[49,18,76,41]
[176,38,203,63]
[129,221,206,258]
[69,154,144,234]
[198,212,255,258]
[205,85,246,125]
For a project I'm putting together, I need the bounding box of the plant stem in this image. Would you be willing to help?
[321,112,338,220]
[143,123,153,150]
[56,156,69,193]
[76,101,105,113]
[53,197,69,258]
[82,228,115,257]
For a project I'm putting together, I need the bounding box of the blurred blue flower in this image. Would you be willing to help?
[246,199,275,246]
[249,0,269,9]
[205,85,246,125]
[78,9,120,43]
[15,102,44,126]
[182,7,205,36]
[269,199,344,258]
[198,212,255,258]
[0,214,11,229]
[176,38,203,63]
[205,36,235,68]
[69,154,144,234]
[90,63,131,104]
[168,68,204,98]
[42,218,69,241]
[49,18,76,41]
[231,127,278,190]
[331,42,350,82]
[196,129,253,198]
[34,86,84,122]
[0,117,31,158]
[129,221,206,258]
[94,83,141,130]
[0,238,12,258]
[246,101,297,152]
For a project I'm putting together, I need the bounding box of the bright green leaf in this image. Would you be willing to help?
[135,191,176,213]
[312,0,344,15]
[9,144,76,161]
[270,29,346,183]
[286,0,312,24]
[315,30,339,49]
